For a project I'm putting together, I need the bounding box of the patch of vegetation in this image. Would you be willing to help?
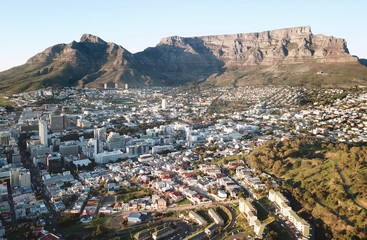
[206,99,250,115]
[286,42,298,51]
[57,213,80,227]
[115,187,152,202]
[266,221,292,240]
[247,138,367,239]
[60,131,94,141]
[8,224,35,239]
[177,198,192,205]
[62,194,77,207]
[63,215,113,234]
[109,97,135,105]
[34,97,63,106]
[0,94,14,107]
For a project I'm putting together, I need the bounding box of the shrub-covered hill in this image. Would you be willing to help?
[247,139,367,240]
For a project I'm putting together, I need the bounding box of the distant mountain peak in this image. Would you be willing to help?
[1,26,367,93]
[80,34,106,45]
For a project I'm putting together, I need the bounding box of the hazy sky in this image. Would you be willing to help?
[1,0,366,71]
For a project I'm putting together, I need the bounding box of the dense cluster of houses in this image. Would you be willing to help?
[1,85,364,238]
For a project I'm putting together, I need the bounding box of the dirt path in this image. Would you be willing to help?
[335,162,366,210]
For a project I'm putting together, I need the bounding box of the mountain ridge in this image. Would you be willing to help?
[1,26,367,93]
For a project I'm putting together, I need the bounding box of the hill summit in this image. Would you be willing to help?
[1,26,366,93]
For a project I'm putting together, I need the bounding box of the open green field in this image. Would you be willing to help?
[115,187,152,203]
[0,94,14,106]
[177,198,192,206]
[63,216,113,234]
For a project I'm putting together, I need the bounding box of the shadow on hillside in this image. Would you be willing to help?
[358,58,367,67]
[134,37,226,85]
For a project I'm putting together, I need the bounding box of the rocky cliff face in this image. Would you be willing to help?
[0,26,365,93]
[156,26,356,66]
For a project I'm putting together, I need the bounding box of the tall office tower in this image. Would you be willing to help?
[10,168,20,187]
[162,99,167,109]
[104,83,108,89]
[125,83,128,90]
[94,128,106,141]
[39,120,48,146]
[50,114,67,132]
[0,131,10,145]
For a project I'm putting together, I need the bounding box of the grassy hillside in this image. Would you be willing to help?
[247,139,367,239]
[0,94,14,107]
[1,55,367,94]
[0,62,83,94]
[204,61,367,88]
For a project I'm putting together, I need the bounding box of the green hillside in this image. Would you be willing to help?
[247,139,367,240]
[205,61,367,88]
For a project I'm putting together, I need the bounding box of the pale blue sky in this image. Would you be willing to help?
[1,0,366,71]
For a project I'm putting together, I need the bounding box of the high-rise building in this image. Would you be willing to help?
[0,131,10,145]
[115,83,119,89]
[10,168,20,187]
[50,114,67,132]
[39,120,48,146]
[94,128,106,141]
[125,83,128,90]
[162,99,167,109]
[104,83,108,89]
[59,143,79,157]
[106,132,127,151]
[46,153,62,172]
[10,168,31,188]
[19,171,31,188]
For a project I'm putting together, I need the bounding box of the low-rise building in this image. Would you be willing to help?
[208,208,224,226]
[189,211,207,226]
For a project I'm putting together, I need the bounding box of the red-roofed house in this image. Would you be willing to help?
[38,233,62,240]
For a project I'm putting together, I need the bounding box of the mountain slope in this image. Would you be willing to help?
[0,34,157,93]
[1,26,367,93]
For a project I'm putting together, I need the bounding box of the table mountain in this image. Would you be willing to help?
[1,26,366,93]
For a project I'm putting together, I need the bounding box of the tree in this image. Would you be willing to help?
[265,230,279,240]
[272,160,282,175]
[237,191,245,199]
[120,219,127,227]
[95,212,105,219]
[265,178,272,190]
[57,213,80,227]
[94,224,106,237]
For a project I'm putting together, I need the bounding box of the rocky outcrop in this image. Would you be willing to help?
[0,27,366,93]
[359,58,367,67]
[155,26,356,66]
[80,34,107,44]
